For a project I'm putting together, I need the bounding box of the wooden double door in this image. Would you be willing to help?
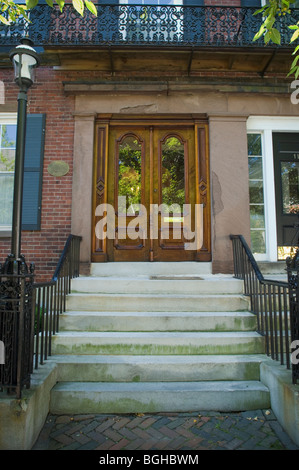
[92,115,211,262]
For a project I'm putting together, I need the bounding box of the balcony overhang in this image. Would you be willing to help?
[30,46,293,78]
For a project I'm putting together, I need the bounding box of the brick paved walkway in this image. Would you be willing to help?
[32,409,298,451]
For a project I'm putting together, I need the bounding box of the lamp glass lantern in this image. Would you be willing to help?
[9,38,40,90]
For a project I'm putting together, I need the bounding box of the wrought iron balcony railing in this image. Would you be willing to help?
[1,4,299,49]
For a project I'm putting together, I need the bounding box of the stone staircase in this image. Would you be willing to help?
[49,262,270,414]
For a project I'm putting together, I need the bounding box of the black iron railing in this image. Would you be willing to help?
[33,234,81,369]
[230,234,299,384]
[0,270,35,398]
[1,4,299,48]
[0,234,81,397]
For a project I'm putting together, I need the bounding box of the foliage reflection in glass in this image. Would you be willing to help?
[161,136,185,213]
[118,135,142,215]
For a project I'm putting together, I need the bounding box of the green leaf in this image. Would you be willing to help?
[288,25,298,30]
[264,31,271,43]
[293,44,299,54]
[253,24,265,41]
[72,0,84,15]
[291,28,299,43]
[271,27,281,44]
[253,6,266,15]
[0,14,10,24]
[84,0,97,15]
[56,0,65,12]
[265,15,275,28]
[26,0,39,8]
[291,54,299,69]
[46,0,54,7]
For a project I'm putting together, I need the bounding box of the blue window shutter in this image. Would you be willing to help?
[21,114,46,230]
[183,0,204,4]
[241,0,261,6]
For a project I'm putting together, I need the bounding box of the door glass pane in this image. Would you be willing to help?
[281,161,299,214]
[118,135,142,215]
[161,136,185,214]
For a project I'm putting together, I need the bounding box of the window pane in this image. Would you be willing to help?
[251,230,266,254]
[118,135,142,215]
[281,161,299,214]
[248,156,263,179]
[248,133,262,156]
[250,204,265,228]
[0,149,15,171]
[249,180,264,204]
[0,123,16,229]
[0,173,14,226]
[1,125,16,148]
[161,136,185,211]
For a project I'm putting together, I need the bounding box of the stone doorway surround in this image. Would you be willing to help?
[67,80,297,274]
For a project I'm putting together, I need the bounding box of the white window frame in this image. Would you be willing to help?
[247,116,299,261]
[0,113,17,234]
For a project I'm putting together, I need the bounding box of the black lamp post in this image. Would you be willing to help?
[0,39,40,398]
[4,38,40,274]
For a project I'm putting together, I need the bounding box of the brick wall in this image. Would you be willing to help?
[0,68,75,281]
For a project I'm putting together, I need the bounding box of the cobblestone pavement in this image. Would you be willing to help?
[32,409,298,451]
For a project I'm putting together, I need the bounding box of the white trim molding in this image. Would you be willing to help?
[247,116,299,261]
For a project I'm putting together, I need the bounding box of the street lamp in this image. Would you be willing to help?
[4,38,40,274]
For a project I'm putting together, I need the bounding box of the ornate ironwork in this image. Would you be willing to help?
[1,5,299,48]
[286,251,299,384]
[0,259,35,398]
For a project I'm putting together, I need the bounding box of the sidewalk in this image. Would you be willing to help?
[32,409,298,451]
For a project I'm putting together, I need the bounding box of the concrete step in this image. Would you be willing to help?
[90,262,212,277]
[49,380,270,414]
[71,275,243,295]
[259,261,287,276]
[66,293,249,312]
[59,311,257,332]
[51,331,265,356]
[52,354,265,382]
